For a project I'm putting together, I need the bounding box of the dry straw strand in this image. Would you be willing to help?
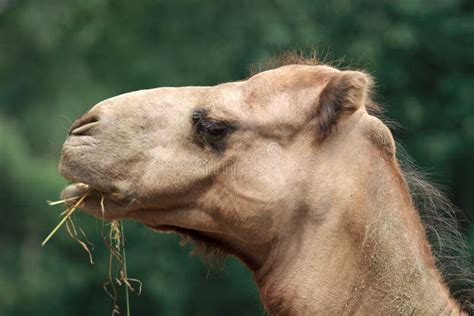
[42,192,90,247]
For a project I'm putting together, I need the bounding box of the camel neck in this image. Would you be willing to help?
[254,155,462,315]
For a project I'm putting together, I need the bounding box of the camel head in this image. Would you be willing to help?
[59,59,472,314]
[60,63,381,269]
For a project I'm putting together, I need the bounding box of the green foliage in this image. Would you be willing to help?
[0,0,472,314]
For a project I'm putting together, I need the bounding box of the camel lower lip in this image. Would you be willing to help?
[62,183,92,199]
[61,182,128,206]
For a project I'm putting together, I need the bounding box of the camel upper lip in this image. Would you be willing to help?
[59,164,110,198]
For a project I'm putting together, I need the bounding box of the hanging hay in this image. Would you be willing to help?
[102,212,142,316]
[42,190,141,316]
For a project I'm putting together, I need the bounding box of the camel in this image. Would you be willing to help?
[58,55,472,315]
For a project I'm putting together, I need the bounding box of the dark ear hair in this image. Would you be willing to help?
[315,70,373,141]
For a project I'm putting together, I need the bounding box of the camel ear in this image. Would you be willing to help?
[315,70,373,141]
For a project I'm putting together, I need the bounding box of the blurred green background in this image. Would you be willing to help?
[0,0,473,315]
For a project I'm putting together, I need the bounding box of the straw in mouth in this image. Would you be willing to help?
[41,191,90,247]
[42,189,141,316]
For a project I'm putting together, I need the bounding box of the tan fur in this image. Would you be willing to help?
[59,60,466,315]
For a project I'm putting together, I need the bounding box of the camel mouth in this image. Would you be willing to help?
[61,182,110,207]
[61,182,129,203]
[61,182,94,200]
[59,181,134,220]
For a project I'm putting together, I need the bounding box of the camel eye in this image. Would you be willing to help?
[199,121,231,137]
[191,108,237,151]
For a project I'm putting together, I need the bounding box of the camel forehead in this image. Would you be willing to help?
[198,64,338,98]
[209,64,340,124]
[200,65,338,119]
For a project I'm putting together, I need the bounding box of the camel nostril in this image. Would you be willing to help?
[70,121,99,135]
[69,114,100,136]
